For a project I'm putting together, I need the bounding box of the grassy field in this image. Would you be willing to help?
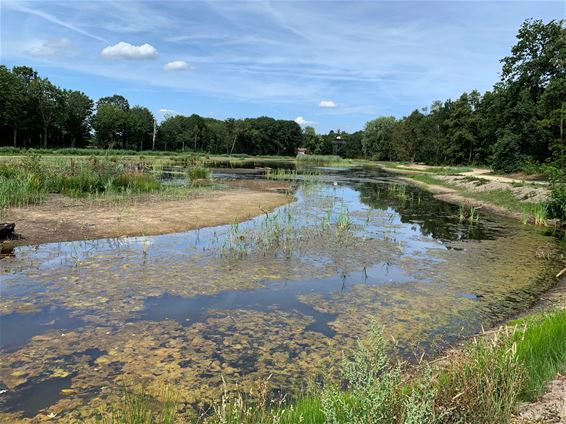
[0,154,216,213]
[98,308,566,423]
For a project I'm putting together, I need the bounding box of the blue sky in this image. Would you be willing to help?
[1,1,563,133]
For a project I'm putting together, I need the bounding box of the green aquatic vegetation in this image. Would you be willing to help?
[296,155,345,166]
[0,154,165,212]
[387,183,407,200]
[266,168,298,181]
[186,166,211,182]
[97,312,566,424]
[532,202,548,226]
[0,173,44,210]
[458,204,480,223]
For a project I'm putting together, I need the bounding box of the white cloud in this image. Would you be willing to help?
[158,108,181,119]
[27,38,73,57]
[101,42,158,60]
[294,116,315,126]
[163,60,190,71]
[318,100,337,108]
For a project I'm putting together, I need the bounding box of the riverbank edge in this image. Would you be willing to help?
[1,180,294,248]
[372,162,526,221]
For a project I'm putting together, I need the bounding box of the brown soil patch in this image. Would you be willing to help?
[2,179,292,247]
[514,375,566,423]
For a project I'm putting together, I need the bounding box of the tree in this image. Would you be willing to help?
[64,90,93,147]
[93,95,130,148]
[392,111,424,162]
[362,116,397,160]
[30,77,64,148]
[1,66,38,147]
[128,106,154,150]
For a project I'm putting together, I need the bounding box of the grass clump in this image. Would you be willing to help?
[0,154,164,212]
[186,166,211,182]
[101,385,177,424]
[513,308,566,400]
[296,155,345,166]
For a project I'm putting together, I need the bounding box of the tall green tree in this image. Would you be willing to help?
[128,106,154,151]
[63,90,93,148]
[362,116,397,160]
[93,95,130,148]
[30,77,64,148]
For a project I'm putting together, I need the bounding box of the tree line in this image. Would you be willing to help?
[0,66,303,155]
[361,19,565,172]
[0,19,564,172]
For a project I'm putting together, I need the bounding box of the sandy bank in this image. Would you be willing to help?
[2,180,292,247]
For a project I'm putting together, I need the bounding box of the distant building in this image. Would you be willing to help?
[297,147,307,156]
[333,135,346,157]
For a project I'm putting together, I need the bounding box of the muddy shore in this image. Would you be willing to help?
[2,179,292,247]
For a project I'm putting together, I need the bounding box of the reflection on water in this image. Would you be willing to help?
[0,167,561,422]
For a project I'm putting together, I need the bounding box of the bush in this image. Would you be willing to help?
[547,167,566,222]
[491,132,526,174]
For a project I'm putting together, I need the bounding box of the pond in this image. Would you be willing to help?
[0,167,562,421]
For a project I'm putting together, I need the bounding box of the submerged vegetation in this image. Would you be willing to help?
[99,308,566,423]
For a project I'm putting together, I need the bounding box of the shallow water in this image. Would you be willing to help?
[0,167,562,421]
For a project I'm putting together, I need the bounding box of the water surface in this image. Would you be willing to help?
[0,167,561,422]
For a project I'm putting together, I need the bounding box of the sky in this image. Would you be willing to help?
[1,1,564,133]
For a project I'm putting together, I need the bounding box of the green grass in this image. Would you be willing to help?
[296,155,346,166]
[0,146,188,157]
[514,308,566,401]
[0,155,169,211]
[186,166,211,181]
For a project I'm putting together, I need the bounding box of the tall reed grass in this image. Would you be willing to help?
[0,155,164,211]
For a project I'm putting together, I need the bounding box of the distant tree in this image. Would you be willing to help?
[63,90,93,148]
[362,116,397,160]
[344,130,364,158]
[302,126,320,154]
[393,110,424,162]
[93,95,130,148]
[128,106,154,150]
[30,77,64,148]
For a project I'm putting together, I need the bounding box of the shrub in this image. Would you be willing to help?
[547,167,566,222]
[491,132,525,174]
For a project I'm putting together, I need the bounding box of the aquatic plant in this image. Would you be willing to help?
[458,204,480,224]
[186,166,211,182]
[296,155,345,166]
[388,183,407,200]
[95,309,566,424]
[458,204,465,223]
[266,168,298,181]
[532,203,548,226]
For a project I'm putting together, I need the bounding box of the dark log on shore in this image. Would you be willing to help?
[0,223,15,240]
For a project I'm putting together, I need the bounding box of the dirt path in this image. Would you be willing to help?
[397,176,526,220]
[461,168,548,185]
[2,180,292,247]
[392,163,548,185]
[514,375,566,424]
